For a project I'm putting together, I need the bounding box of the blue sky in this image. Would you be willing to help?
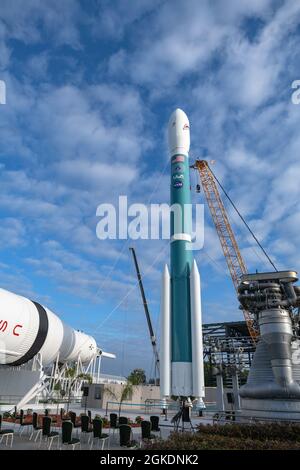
[1,0,300,378]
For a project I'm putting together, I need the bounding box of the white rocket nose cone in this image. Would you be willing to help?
[168,108,190,157]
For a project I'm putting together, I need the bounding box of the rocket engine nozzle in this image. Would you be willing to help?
[239,271,300,399]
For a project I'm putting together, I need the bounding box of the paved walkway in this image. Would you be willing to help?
[0,407,213,450]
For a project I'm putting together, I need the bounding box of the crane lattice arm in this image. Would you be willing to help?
[129,247,160,382]
[193,160,259,342]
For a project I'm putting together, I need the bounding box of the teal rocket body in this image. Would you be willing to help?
[162,108,203,400]
[170,153,193,363]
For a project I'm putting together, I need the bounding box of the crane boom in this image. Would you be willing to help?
[129,248,160,381]
[193,160,259,341]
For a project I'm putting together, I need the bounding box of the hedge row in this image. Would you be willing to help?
[197,423,300,442]
[146,432,300,450]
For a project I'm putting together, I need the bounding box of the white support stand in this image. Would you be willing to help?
[2,347,116,411]
[216,373,225,412]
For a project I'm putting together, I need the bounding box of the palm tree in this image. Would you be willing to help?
[127,368,146,385]
[64,367,92,412]
[106,381,134,417]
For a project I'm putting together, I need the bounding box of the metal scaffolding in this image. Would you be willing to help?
[202,321,256,387]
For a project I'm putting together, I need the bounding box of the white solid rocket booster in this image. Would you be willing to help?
[190,260,205,400]
[160,265,171,398]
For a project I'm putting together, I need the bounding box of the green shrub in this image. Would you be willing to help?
[93,415,109,426]
[146,431,300,450]
[102,416,109,426]
[197,423,300,442]
[145,421,300,450]
[135,416,143,424]
[127,439,139,448]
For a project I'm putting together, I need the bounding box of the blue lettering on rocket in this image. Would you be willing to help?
[173,174,184,180]
[173,165,183,173]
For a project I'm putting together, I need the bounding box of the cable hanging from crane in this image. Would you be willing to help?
[200,162,278,273]
[208,166,278,272]
[192,160,259,341]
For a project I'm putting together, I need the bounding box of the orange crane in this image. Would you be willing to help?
[192,160,259,342]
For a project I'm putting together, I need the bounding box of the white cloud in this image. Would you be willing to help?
[108,1,228,89]
[26,52,49,79]
[0,0,82,50]
[1,0,300,374]
[107,0,281,95]
[0,217,26,249]
[89,0,162,40]
[54,160,137,189]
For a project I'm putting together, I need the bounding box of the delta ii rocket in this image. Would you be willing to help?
[160,109,205,406]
